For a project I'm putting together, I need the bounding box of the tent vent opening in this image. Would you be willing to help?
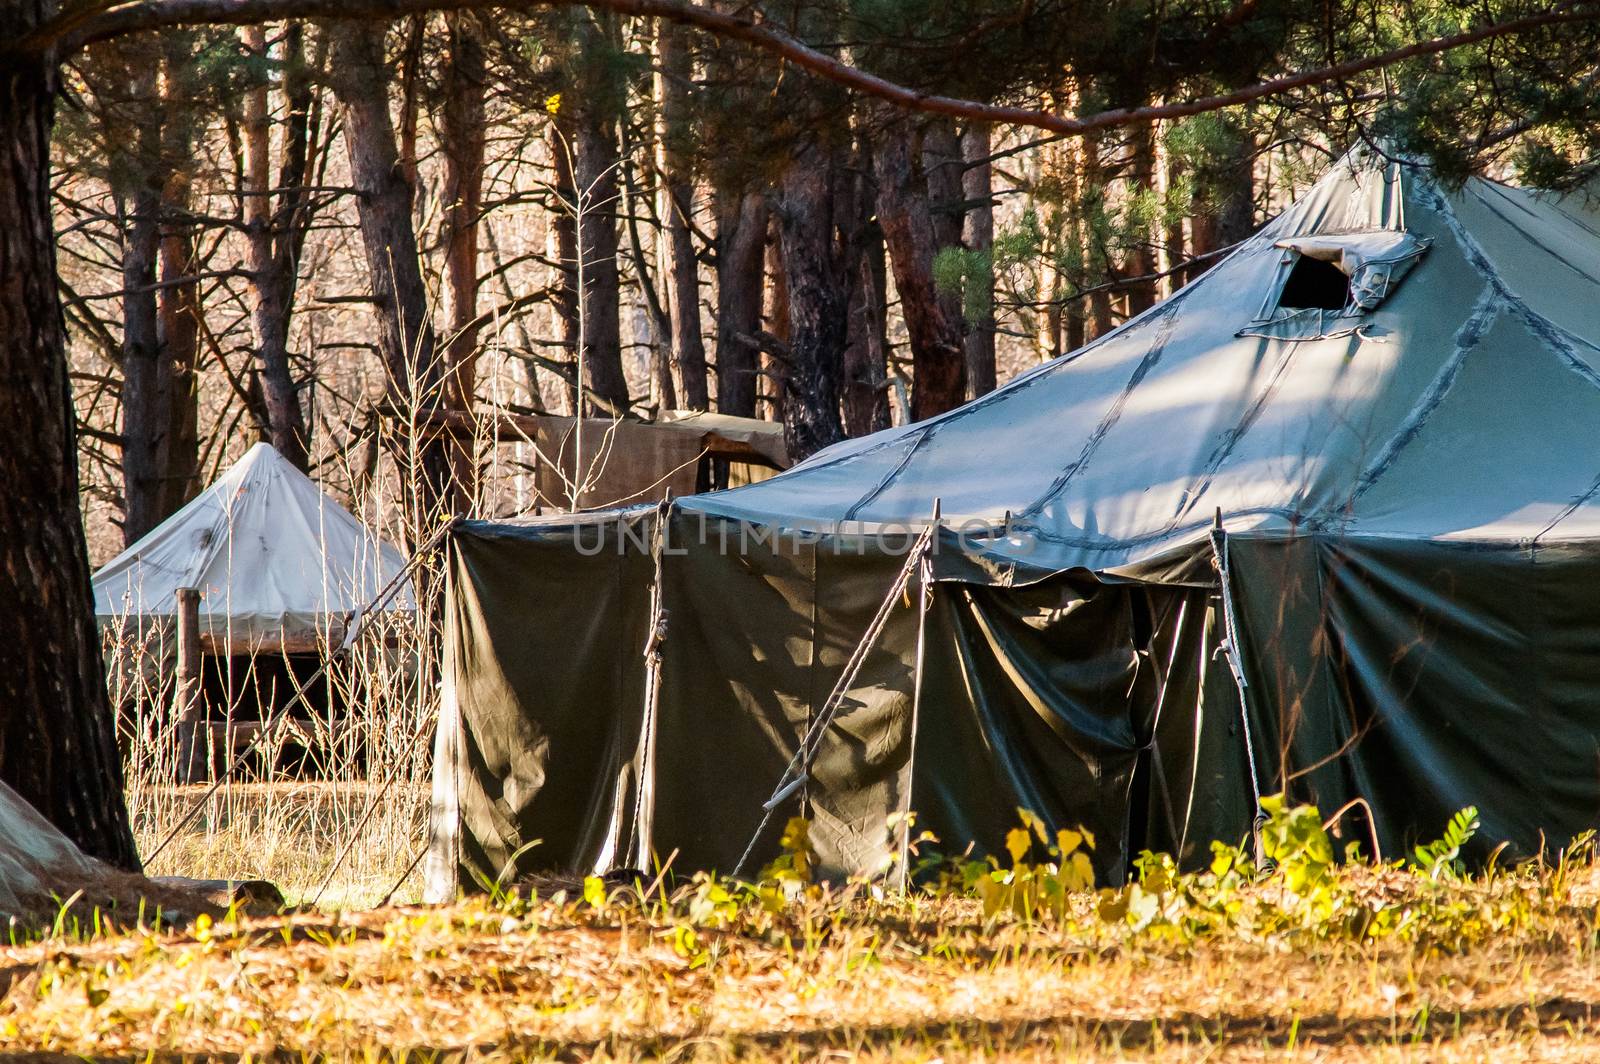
[1276,254,1351,312]
[1238,230,1431,341]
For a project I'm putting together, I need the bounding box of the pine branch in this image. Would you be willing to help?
[23,0,1600,141]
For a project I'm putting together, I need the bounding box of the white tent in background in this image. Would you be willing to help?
[93,442,414,653]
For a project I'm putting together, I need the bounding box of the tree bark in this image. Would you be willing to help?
[546,118,580,415]
[117,57,165,545]
[1083,130,1114,341]
[712,187,765,418]
[241,23,309,468]
[775,143,846,459]
[923,118,964,257]
[569,14,629,416]
[1123,119,1159,316]
[1060,121,1086,352]
[873,112,965,421]
[439,12,487,506]
[960,122,996,397]
[655,18,707,410]
[761,214,788,423]
[573,110,628,414]
[842,213,889,437]
[155,40,200,521]
[329,18,449,517]
[0,2,140,869]
[1191,119,1256,273]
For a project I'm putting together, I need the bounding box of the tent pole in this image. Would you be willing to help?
[1209,509,1266,866]
[733,515,940,879]
[899,499,940,894]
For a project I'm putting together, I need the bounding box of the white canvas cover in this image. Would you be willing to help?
[93,442,414,647]
[679,147,1600,580]
[0,780,107,916]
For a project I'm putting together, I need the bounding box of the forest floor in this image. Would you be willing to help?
[4,809,1600,1062]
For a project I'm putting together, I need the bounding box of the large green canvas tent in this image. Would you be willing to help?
[425,147,1600,898]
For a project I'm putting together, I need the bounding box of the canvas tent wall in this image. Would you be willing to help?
[426,148,1600,898]
[94,442,415,681]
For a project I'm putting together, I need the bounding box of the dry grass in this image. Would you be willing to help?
[3,856,1600,1061]
[134,781,430,909]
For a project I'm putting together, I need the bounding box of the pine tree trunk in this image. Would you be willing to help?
[924,118,964,255]
[547,119,581,415]
[330,18,449,519]
[1037,224,1063,359]
[0,5,141,869]
[761,215,789,423]
[241,24,308,469]
[873,113,965,421]
[656,19,707,411]
[117,63,165,545]
[155,50,200,522]
[573,111,628,415]
[1083,131,1115,341]
[1061,128,1086,352]
[569,14,629,417]
[843,216,890,436]
[1124,119,1159,316]
[712,187,766,418]
[961,123,997,397]
[440,13,487,508]
[775,146,846,459]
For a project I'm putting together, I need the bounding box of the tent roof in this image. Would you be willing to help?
[93,443,413,645]
[679,148,1600,578]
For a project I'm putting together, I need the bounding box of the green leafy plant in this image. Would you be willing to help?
[1411,806,1480,880]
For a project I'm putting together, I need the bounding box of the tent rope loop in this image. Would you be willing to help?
[1209,510,1267,869]
[627,494,673,872]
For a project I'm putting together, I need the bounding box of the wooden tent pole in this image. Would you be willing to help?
[174,587,205,784]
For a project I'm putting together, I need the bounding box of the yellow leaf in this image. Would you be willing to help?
[1016,808,1049,843]
[1056,828,1082,857]
[1096,887,1129,923]
[974,875,1004,919]
[1068,851,1096,892]
[1006,828,1031,866]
